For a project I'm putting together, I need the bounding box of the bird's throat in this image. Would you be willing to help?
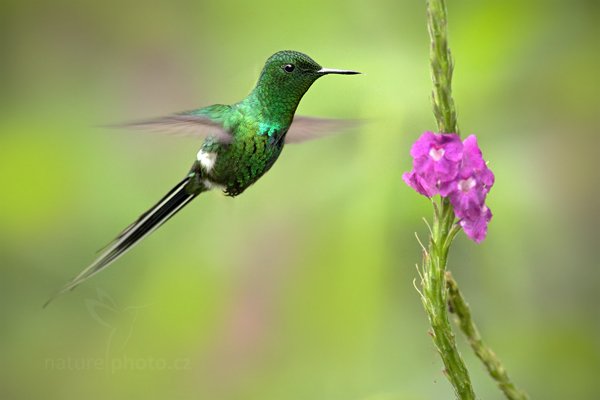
[247,82,313,127]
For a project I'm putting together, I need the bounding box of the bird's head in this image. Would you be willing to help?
[252,50,359,113]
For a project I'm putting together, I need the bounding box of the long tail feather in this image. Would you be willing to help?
[44,176,198,307]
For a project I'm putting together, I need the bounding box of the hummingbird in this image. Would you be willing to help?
[45,50,360,306]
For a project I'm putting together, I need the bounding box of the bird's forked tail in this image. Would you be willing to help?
[45,175,199,307]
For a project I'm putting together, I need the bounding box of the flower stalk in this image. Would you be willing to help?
[417,198,474,399]
[446,272,530,400]
[411,1,530,400]
[419,1,475,397]
[427,0,458,135]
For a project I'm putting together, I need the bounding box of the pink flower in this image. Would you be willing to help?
[441,135,495,220]
[402,171,437,197]
[460,206,493,244]
[404,133,495,242]
[403,132,463,197]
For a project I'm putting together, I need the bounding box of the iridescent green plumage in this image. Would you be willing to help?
[187,51,352,195]
[45,50,359,306]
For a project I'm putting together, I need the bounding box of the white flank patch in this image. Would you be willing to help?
[197,150,217,172]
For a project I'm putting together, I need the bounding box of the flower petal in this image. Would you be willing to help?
[460,206,493,243]
[409,131,436,158]
[461,135,485,173]
[403,171,437,197]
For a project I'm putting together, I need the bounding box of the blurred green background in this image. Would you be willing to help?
[1,0,599,399]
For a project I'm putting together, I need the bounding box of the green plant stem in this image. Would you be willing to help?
[421,0,474,398]
[446,273,530,400]
[419,199,475,400]
[423,2,529,399]
[427,0,459,135]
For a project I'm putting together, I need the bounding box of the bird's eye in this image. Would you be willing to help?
[283,64,295,73]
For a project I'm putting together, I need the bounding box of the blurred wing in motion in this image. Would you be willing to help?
[285,116,362,144]
[108,113,359,145]
[107,111,233,143]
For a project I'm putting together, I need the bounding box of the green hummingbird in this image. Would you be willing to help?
[45,50,359,306]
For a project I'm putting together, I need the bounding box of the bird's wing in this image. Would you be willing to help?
[107,111,233,143]
[285,116,361,144]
